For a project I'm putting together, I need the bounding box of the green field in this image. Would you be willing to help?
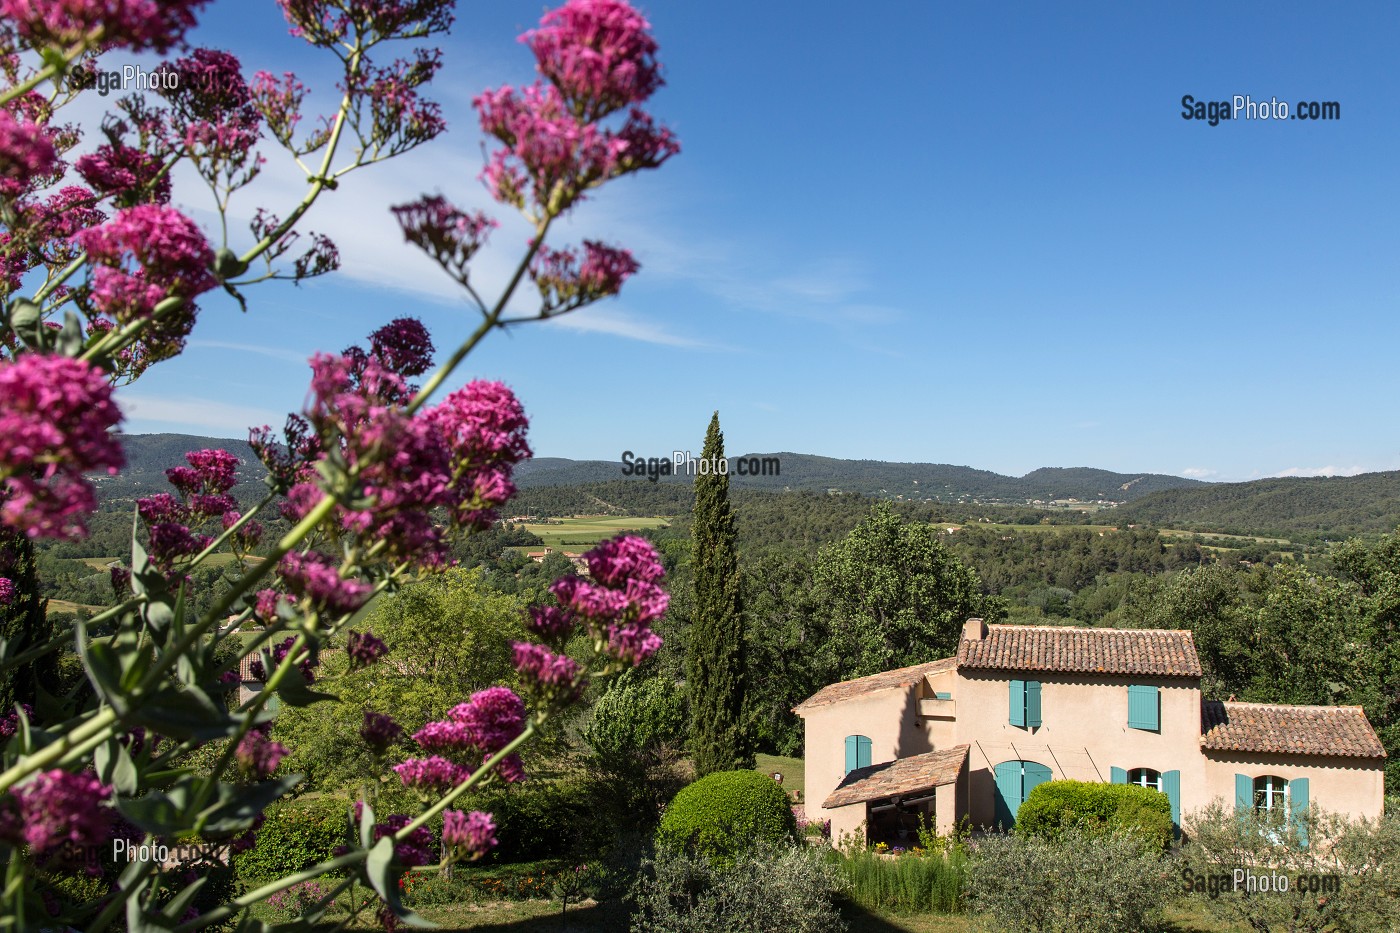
[512,515,671,549]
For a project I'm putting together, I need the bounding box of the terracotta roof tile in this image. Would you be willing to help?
[957,624,1202,677]
[794,657,956,712]
[1201,701,1386,759]
[823,745,969,809]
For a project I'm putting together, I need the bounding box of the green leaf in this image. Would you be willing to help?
[159,875,206,921]
[358,799,376,849]
[199,774,301,834]
[56,310,84,357]
[117,785,191,837]
[128,684,254,741]
[94,738,140,795]
[7,297,42,348]
[274,663,338,708]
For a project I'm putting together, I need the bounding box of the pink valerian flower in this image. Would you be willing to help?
[156,48,263,173]
[545,534,666,666]
[250,71,322,150]
[526,604,576,642]
[449,686,526,755]
[0,109,58,195]
[146,521,206,564]
[249,635,317,683]
[347,629,389,669]
[530,240,638,314]
[442,809,496,862]
[360,710,403,753]
[278,550,372,617]
[393,756,469,794]
[254,588,285,621]
[235,729,288,778]
[184,448,240,492]
[0,702,33,740]
[224,510,263,549]
[0,577,13,606]
[372,813,435,867]
[368,318,434,378]
[0,770,111,857]
[75,140,171,206]
[390,195,496,286]
[351,49,446,155]
[410,719,474,752]
[77,204,217,316]
[523,0,663,121]
[473,51,678,219]
[586,533,666,586]
[512,641,584,703]
[424,380,532,529]
[0,0,210,53]
[110,565,131,596]
[0,354,124,539]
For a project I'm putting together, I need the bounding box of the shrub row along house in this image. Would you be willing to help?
[796,619,1385,847]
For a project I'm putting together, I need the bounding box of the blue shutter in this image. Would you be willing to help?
[845,735,858,775]
[1009,680,1026,727]
[993,761,1021,829]
[1162,770,1181,838]
[1290,778,1309,848]
[1127,685,1159,731]
[1110,766,1127,784]
[934,691,952,700]
[1235,773,1252,813]
[1025,681,1042,728]
[857,735,872,770]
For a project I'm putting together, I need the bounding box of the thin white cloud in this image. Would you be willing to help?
[186,339,312,365]
[545,305,722,349]
[1181,467,1217,478]
[118,393,285,436]
[1270,465,1367,478]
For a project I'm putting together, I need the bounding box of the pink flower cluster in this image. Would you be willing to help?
[76,139,171,206]
[0,0,208,53]
[136,448,256,567]
[442,809,496,861]
[256,320,531,569]
[0,703,33,740]
[0,109,58,196]
[398,686,528,790]
[75,204,216,367]
[530,240,638,314]
[523,0,662,121]
[0,354,124,539]
[528,534,666,666]
[276,0,454,49]
[248,635,317,683]
[156,48,263,174]
[235,728,288,778]
[391,195,496,287]
[360,710,403,753]
[347,629,389,668]
[278,550,372,618]
[473,0,677,219]
[0,769,111,857]
[371,813,434,867]
[0,577,13,606]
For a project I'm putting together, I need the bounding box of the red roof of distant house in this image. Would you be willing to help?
[794,658,956,712]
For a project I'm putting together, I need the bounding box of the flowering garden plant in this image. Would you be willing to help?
[0,0,676,927]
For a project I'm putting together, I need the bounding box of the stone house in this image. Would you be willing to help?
[795,619,1385,846]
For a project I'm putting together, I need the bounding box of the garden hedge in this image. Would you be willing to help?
[232,795,354,884]
[1016,779,1172,849]
[657,770,796,860]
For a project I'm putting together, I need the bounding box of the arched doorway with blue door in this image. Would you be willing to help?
[993,759,1051,828]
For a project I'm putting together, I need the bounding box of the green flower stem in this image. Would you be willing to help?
[84,840,158,933]
[174,849,368,932]
[0,39,89,106]
[31,252,87,306]
[0,706,117,795]
[186,491,277,570]
[0,593,144,673]
[405,217,552,417]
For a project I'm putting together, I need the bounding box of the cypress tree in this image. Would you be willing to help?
[687,411,749,776]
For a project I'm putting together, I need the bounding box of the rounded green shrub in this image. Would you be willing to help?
[1016,779,1171,850]
[479,777,613,863]
[657,770,796,860]
[232,795,353,885]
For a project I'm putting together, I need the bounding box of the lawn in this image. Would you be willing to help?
[511,516,671,550]
[753,752,804,801]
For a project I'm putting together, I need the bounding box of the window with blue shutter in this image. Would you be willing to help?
[1235,773,1252,814]
[993,760,1053,829]
[844,735,871,775]
[1009,680,1042,728]
[1127,685,1159,731]
[1110,766,1127,784]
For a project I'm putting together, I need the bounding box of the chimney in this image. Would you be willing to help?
[962,617,987,641]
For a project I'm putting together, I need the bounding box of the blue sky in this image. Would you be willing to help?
[107,1,1400,482]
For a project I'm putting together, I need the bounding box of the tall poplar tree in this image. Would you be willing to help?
[687,411,749,776]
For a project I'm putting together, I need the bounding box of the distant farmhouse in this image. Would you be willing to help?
[527,546,589,574]
[796,620,1385,847]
